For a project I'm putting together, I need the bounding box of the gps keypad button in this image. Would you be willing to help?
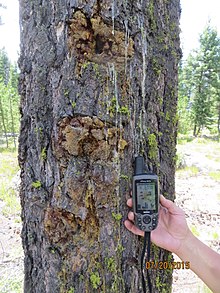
[152,217,158,228]
[143,215,151,224]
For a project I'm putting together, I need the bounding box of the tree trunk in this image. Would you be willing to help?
[218,105,220,138]
[9,91,17,148]
[0,95,8,148]
[18,0,181,292]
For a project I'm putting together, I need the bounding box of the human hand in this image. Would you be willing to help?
[124,195,190,254]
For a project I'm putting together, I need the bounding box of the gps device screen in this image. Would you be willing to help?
[136,182,156,211]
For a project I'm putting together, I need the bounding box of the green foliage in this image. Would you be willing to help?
[90,272,101,289]
[148,133,158,160]
[108,97,117,117]
[116,244,125,254]
[0,276,23,293]
[175,151,186,170]
[40,147,47,161]
[32,180,42,188]
[0,48,10,83]
[71,101,76,108]
[178,25,220,136]
[178,62,192,134]
[0,49,20,149]
[105,257,116,273]
[155,275,167,291]
[176,165,199,177]
[212,231,219,240]
[112,212,122,221]
[152,57,161,75]
[120,174,129,180]
[0,150,20,215]
[107,97,130,117]
[209,171,220,181]
[147,0,156,31]
[190,225,200,237]
[118,106,130,115]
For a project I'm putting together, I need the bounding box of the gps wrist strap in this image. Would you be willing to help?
[141,231,152,293]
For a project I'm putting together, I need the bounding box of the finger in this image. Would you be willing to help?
[124,220,144,237]
[128,211,134,221]
[127,198,133,208]
[160,194,183,215]
[159,204,168,214]
[160,194,176,211]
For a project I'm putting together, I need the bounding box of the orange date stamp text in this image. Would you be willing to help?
[146,261,190,270]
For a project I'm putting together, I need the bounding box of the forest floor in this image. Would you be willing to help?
[0,137,220,292]
[0,150,23,292]
[172,137,220,293]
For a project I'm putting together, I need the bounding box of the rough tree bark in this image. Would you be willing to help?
[18,0,181,292]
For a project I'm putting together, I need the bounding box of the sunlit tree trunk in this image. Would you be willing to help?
[18,0,181,292]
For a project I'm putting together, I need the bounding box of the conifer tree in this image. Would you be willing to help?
[178,25,220,136]
[0,49,20,147]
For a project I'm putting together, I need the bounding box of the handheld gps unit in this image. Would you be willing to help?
[132,156,159,232]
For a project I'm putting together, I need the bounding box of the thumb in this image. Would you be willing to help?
[160,195,183,215]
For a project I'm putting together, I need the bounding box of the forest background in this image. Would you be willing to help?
[1,0,220,145]
[1,24,220,148]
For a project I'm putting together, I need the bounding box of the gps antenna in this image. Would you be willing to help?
[135,156,144,175]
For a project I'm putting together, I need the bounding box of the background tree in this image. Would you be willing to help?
[177,60,192,134]
[0,49,20,148]
[178,25,220,136]
[18,0,181,292]
[215,83,220,135]
[0,48,10,84]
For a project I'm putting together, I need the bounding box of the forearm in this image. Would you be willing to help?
[176,231,220,293]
